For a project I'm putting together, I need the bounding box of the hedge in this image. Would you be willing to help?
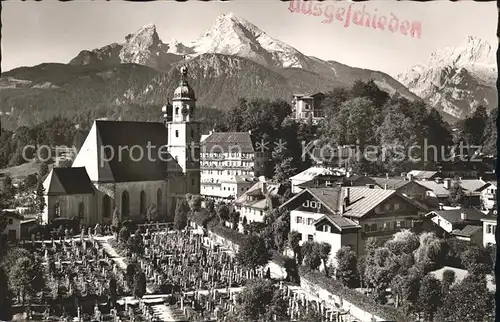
[299,267,409,322]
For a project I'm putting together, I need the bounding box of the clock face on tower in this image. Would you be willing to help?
[181,107,189,116]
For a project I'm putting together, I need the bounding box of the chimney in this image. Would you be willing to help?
[345,187,350,206]
[366,184,375,189]
[407,173,414,181]
[479,176,483,181]
[384,184,388,190]
[209,130,213,135]
[461,212,467,221]
[444,178,452,189]
[401,172,407,178]
[261,181,267,195]
[386,173,389,179]
[248,130,252,135]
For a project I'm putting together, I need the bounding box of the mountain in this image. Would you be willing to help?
[397,36,497,120]
[2,12,423,129]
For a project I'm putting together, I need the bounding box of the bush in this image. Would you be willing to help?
[299,267,409,322]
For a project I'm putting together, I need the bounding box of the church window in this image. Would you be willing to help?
[122,191,129,219]
[175,130,179,138]
[54,203,61,218]
[78,202,84,219]
[102,195,111,218]
[157,188,162,211]
[140,191,146,215]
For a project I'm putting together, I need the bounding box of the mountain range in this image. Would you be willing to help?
[397,36,497,120]
[0,12,495,129]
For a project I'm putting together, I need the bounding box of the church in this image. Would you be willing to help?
[42,66,201,226]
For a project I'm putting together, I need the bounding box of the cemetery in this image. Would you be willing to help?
[5,221,357,322]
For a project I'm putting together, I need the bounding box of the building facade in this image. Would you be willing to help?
[481,216,497,247]
[291,93,325,123]
[200,131,267,200]
[43,66,200,226]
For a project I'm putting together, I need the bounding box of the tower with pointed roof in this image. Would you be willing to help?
[166,66,201,194]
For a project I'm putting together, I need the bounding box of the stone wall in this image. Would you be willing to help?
[300,277,386,322]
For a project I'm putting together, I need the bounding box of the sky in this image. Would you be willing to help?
[1,0,497,77]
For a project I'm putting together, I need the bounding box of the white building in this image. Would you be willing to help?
[481,216,497,248]
[200,131,267,201]
[478,181,497,211]
[291,93,325,124]
[290,167,343,194]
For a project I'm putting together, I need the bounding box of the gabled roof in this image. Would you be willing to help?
[314,215,360,231]
[451,225,482,237]
[459,179,489,192]
[234,181,284,209]
[341,187,397,218]
[407,170,439,180]
[370,177,427,190]
[281,186,424,219]
[290,167,341,182]
[201,132,255,153]
[44,167,94,195]
[426,208,486,224]
[72,120,175,183]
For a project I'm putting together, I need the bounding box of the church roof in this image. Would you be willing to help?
[94,120,173,182]
[201,132,255,154]
[44,167,94,195]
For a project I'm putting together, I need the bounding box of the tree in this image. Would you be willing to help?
[364,247,399,304]
[441,269,455,295]
[0,267,12,321]
[236,235,271,271]
[34,178,46,225]
[287,231,302,259]
[22,174,38,190]
[236,279,275,321]
[437,275,493,321]
[414,232,444,273]
[216,203,230,223]
[111,208,120,233]
[119,226,130,244]
[39,161,49,178]
[385,229,420,255]
[335,246,358,288]
[146,204,157,222]
[462,105,488,146]
[133,272,147,299]
[318,242,331,275]
[108,277,118,307]
[174,198,189,230]
[229,210,240,230]
[2,175,15,206]
[391,268,421,317]
[418,274,442,321]
[273,157,297,184]
[8,257,43,305]
[448,180,465,206]
[187,194,202,212]
[302,241,322,271]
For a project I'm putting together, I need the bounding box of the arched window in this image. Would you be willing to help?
[78,202,84,219]
[175,107,179,115]
[102,195,111,218]
[122,191,129,220]
[54,203,61,218]
[140,191,146,215]
[157,188,162,212]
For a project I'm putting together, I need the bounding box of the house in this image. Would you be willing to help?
[424,208,486,242]
[417,178,487,207]
[406,170,441,181]
[370,176,431,203]
[233,179,285,227]
[1,210,24,240]
[44,66,201,226]
[200,131,267,201]
[291,92,325,124]
[281,186,426,266]
[477,181,497,211]
[290,167,344,193]
[481,216,497,247]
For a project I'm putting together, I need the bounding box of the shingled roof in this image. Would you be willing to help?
[201,132,255,154]
[44,167,94,195]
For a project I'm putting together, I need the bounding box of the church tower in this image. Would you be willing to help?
[166,66,201,194]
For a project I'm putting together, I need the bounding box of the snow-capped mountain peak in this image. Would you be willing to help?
[397,36,497,120]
